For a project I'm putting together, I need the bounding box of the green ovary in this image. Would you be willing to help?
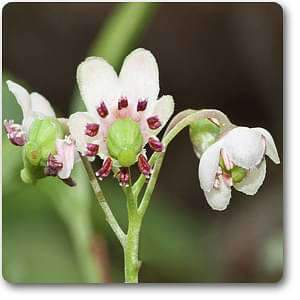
[107,118,143,167]
[21,117,65,183]
[219,159,247,184]
[231,166,247,183]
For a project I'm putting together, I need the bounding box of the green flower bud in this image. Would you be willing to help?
[107,118,143,167]
[21,117,65,184]
[189,119,220,158]
[231,166,247,183]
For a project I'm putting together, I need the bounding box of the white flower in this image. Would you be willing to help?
[46,136,76,180]
[5,80,55,136]
[69,48,174,185]
[4,80,76,182]
[198,127,280,211]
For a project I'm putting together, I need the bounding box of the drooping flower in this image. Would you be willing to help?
[4,81,76,184]
[198,126,280,211]
[69,48,174,185]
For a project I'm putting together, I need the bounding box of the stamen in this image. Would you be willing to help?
[95,157,113,179]
[119,167,130,187]
[97,101,109,118]
[138,154,152,178]
[223,173,233,187]
[85,143,99,157]
[137,99,148,112]
[85,123,99,137]
[3,120,26,146]
[216,166,223,176]
[220,148,234,170]
[148,137,164,152]
[45,154,63,176]
[118,96,128,110]
[147,116,161,130]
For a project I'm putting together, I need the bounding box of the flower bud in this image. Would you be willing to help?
[189,119,220,158]
[107,118,143,167]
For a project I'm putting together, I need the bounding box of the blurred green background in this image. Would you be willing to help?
[2,3,283,283]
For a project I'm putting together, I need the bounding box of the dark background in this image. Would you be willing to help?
[2,3,283,283]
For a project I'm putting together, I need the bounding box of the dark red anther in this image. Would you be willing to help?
[118,96,128,110]
[95,157,113,179]
[137,99,148,112]
[85,143,99,156]
[45,154,63,176]
[147,116,161,130]
[97,101,109,118]
[148,137,164,152]
[4,120,26,146]
[85,123,99,137]
[119,167,130,186]
[138,154,151,178]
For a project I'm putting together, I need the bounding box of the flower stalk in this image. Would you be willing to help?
[81,108,236,283]
[123,185,141,283]
[80,155,126,247]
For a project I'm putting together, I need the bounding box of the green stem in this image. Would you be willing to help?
[137,109,233,216]
[82,109,233,283]
[138,154,164,218]
[123,185,141,283]
[80,156,126,247]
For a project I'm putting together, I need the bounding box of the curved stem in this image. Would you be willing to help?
[163,109,234,144]
[138,153,164,218]
[138,109,233,217]
[80,155,126,247]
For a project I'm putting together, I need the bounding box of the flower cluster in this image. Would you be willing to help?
[4,48,280,211]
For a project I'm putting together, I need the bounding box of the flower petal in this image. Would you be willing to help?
[6,80,32,121]
[77,57,119,114]
[119,48,159,105]
[204,176,232,211]
[223,127,265,169]
[234,159,266,195]
[30,92,55,117]
[253,127,280,164]
[69,112,108,156]
[56,138,75,179]
[149,95,175,135]
[198,141,223,192]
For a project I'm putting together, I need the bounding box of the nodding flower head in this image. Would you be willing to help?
[4,81,76,185]
[198,126,280,211]
[69,48,175,185]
